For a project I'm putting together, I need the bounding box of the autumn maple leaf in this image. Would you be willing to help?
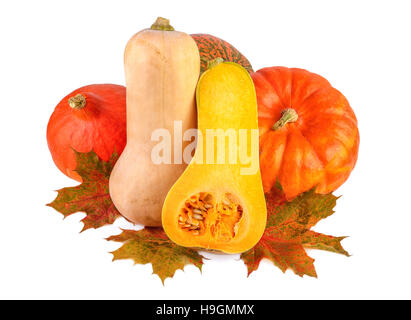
[47,150,122,231]
[47,150,349,281]
[107,228,205,284]
[241,187,349,277]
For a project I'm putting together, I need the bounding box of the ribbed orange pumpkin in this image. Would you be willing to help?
[47,84,126,181]
[253,67,359,200]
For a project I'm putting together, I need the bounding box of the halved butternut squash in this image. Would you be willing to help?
[162,60,267,254]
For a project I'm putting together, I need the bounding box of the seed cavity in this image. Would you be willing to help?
[178,192,243,241]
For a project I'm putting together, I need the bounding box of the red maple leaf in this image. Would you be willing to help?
[241,187,349,277]
[47,150,121,231]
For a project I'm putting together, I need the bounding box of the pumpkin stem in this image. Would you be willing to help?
[207,57,224,70]
[272,108,298,130]
[150,17,174,31]
[68,94,86,110]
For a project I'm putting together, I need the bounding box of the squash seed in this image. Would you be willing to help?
[233,223,239,235]
[204,194,213,203]
[193,213,204,220]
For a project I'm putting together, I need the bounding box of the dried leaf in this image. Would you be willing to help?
[107,228,205,284]
[47,150,348,281]
[302,231,349,256]
[47,150,121,231]
[241,188,349,277]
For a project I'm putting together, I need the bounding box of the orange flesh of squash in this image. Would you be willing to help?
[162,62,267,254]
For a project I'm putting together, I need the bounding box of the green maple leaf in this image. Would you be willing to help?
[107,228,205,284]
[47,150,121,231]
[241,188,349,277]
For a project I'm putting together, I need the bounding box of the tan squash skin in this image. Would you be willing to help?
[109,18,200,226]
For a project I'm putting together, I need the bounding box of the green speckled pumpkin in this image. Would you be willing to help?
[191,34,253,73]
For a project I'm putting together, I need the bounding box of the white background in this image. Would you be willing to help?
[1,0,410,300]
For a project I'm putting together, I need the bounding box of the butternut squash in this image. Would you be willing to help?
[162,60,267,254]
[109,17,200,226]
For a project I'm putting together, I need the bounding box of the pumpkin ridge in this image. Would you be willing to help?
[289,68,295,112]
[297,128,326,170]
[303,117,356,160]
[272,68,293,115]
[260,71,288,116]
[279,132,301,197]
[304,139,327,178]
[260,130,287,193]
[276,130,290,191]
[296,87,325,114]
[279,129,325,199]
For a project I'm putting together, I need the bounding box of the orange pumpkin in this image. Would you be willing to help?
[253,67,359,200]
[47,84,126,181]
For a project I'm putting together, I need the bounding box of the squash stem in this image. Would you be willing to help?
[272,108,298,130]
[207,57,224,70]
[151,17,174,31]
[68,94,86,110]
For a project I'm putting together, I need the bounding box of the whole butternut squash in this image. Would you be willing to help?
[109,17,200,226]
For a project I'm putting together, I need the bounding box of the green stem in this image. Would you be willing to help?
[150,17,174,31]
[272,108,298,130]
[207,57,224,70]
